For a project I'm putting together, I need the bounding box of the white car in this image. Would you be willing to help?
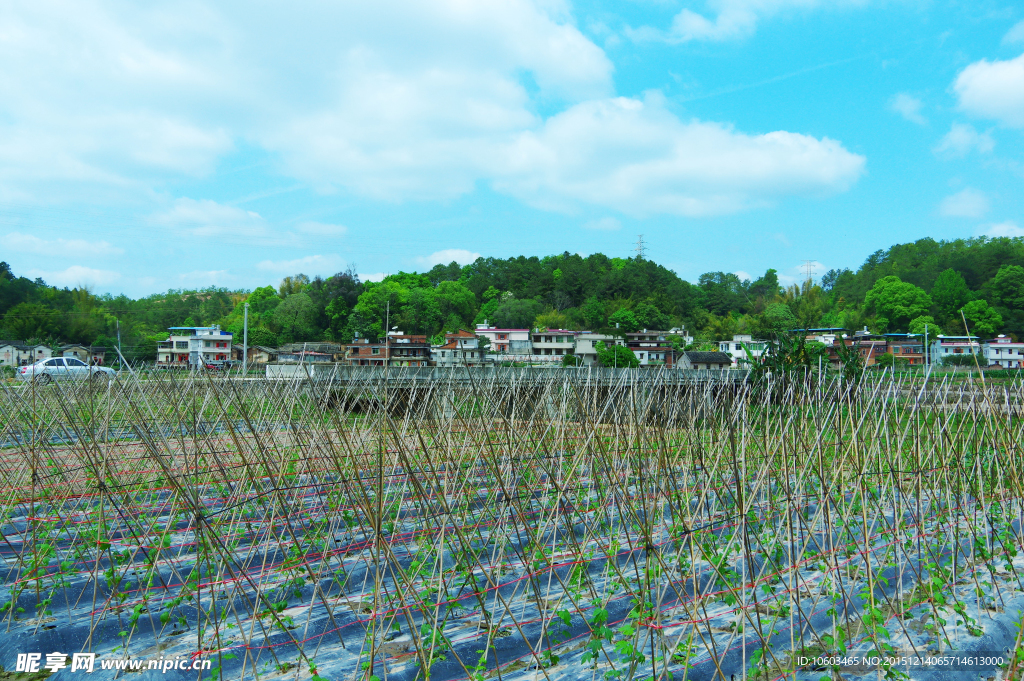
[18,357,117,385]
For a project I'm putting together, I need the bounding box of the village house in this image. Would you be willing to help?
[625,330,680,367]
[433,329,487,367]
[716,333,770,368]
[474,323,530,355]
[60,344,108,366]
[232,345,278,364]
[982,335,1024,369]
[884,334,925,366]
[0,343,52,366]
[156,325,233,367]
[346,332,431,367]
[530,329,578,363]
[573,333,625,366]
[930,335,981,362]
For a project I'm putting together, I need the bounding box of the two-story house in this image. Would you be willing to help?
[433,330,487,367]
[156,326,233,367]
[983,335,1024,368]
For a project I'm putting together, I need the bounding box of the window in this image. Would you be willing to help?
[175,341,188,349]
[371,347,379,355]
[498,334,506,340]
[44,359,62,366]
[204,341,212,348]
[734,343,742,351]
[67,359,87,367]
[351,347,359,354]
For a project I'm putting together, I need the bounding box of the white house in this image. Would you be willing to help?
[982,335,1024,368]
[433,329,488,367]
[530,329,579,363]
[156,325,233,367]
[717,334,769,368]
[0,343,52,366]
[573,333,625,366]
[930,335,981,362]
[474,323,530,355]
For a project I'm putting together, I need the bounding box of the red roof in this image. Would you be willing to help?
[446,329,476,338]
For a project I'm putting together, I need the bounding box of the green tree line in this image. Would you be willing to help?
[3,235,1023,360]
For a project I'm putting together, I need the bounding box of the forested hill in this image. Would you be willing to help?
[2,236,1023,360]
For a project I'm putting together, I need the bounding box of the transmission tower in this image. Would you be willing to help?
[802,259,815,285]
[635,235,647,260]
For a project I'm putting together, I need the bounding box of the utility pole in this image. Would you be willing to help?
[635,235,647,260]
[242,302,249,377]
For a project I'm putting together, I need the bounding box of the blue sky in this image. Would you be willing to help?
[1,0,1022,296]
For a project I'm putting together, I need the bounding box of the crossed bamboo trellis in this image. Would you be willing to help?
[0,366,1022,681]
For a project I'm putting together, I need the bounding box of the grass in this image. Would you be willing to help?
[0,366,1022,681]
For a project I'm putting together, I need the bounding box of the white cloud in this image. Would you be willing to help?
[628,0,864,43]
[733,270,753,281]
[583,217,622,231]
[150,198,267,238]
[493,95,865,217]
[27,265,121,288]
[981,221,1024,237]
[0,2,865,220]
[416,249,482,268]
[938,188,990,218]
[953,52,1024,128]
[1,232,123,256]
[889,93,927,125]
[1004,21,1024,45]
[359,272,387,283]
[933,123,994,158]
[256,254,345,274]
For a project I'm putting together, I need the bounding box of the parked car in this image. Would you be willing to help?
[18,357,117,385]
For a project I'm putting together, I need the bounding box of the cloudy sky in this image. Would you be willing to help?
[0,0,1022,295]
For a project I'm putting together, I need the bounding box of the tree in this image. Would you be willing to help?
[909,316,942,336]
[633,302,670,331]
[278,274,310,297]
[930,269,973,321]
[608,308,639,332]
[535,309,572,330]
[960,299,1002,337]
[991,265,1024,310]
[272,292,318,342]
[755,303,799,336]
[493,299,543,329]
[864,276,931,330]
[561,353,583,367]
[434,281,476,330]
[595,341,639,368]
[875,353,908,369]
[3,302,59,341]
[350,281,408,340]
[247,326,279,347]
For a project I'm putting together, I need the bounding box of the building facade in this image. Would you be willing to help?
[884,335,925,365]
[530,330,578,362]
[156,326,233,367]
[0,344,52,366]
[573,333,625,366]
[346,333,431,367]
[60,345,107,366]
[474,324,530,354]
[983,335,1024,368]
[717,334,769,367]
[930,335,981,362]
[433,330,487,367]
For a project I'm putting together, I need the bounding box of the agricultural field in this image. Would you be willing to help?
[0,367,1022,681]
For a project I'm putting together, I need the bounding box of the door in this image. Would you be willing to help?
[65,357,90,379]
[43,358,67,379]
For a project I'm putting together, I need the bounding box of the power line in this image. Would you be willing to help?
[802,259,814,285]
[635,235,647,260]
